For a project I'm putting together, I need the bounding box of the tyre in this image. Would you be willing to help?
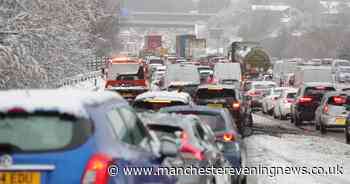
[290,114,294,123]
[295,115,302,126]
[320,123,327,134]
[315,119,320,130]
[346,126,350,144]
[262,104,267,114]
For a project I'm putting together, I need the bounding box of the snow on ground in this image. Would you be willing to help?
[245,114,350,184]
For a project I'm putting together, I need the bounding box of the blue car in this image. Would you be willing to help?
[0,89,178,184]
[161,105,247,184]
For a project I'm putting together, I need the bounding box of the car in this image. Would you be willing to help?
[346,114,350,144]
[273,88,298,120]
[0,89,178,184]
[243,81,277,109]
[133,91,194,111]
[197,65,214,84]
[261,87,288,115]
[194,84,253,128]
[291,82,336,126]
[140,113,231,184]
[331,59,350,73]
[335,67,350,83]
[160,105,247,184]
[315,92,350,134]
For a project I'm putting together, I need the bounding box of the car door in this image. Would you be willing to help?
[117,106,176,184]
[105,105,175,184]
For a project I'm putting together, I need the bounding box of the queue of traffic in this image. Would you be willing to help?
[2,54,350,184]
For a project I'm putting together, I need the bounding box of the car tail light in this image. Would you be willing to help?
[7,107,27,113]
[232,102,240,109]
[217,132,236,142]
[333,96,346,104]
[82,154,112,184]
[287,98,294,103]
[223,133,235,142]
[249,91,261,96]
[298,96,312,104]
[323,105,329,114]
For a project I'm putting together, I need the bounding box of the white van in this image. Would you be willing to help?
[213,63,242,82]
[293,66,333,87]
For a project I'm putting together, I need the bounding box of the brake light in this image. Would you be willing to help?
[82,154,112,184]
[323,105,329,114]
[249,91,261,96]
[7,107,26,113]
[232,102,240,109]
[298,96,312,103]
[333,96,346,104]
[223,133,236,142]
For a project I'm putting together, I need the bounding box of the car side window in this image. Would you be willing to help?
[118,107,150,146]
[106,109,133,144]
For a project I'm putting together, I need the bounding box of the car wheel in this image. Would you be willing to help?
[315,119,320,130]
[320,124,327,134]
[295,115,302,126]
[346,126,350,144]
[262,104,267,114]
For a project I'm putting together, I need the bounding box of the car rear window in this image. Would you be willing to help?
[0,112,92,153]
[305,86,336,101]
[147,124,182,139]
[196,114,226,132]
[287,92,296,98]
[134,101,187,111]
[327,96,350,106]
[150,59,164,65]
[196,88,236,99]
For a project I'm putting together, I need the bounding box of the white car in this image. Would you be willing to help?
[273,88,297,120]
[261,87,289,115]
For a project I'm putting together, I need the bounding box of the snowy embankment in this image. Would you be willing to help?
[246,114,350,184]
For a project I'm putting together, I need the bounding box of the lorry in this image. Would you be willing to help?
[176,35,206,59]
[228,42,271,79]
[213,63,242,87]
[104,57,148,101]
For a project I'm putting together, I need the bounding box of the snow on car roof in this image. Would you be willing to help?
[0,89,123,118]
[135,91,191,103]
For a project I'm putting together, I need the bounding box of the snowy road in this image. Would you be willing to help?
[245,114,350,184]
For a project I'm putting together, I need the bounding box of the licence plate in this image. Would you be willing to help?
[0,172,40,184]
[336,117,346,125]
[120,93,134,97]
[208,104,223,108]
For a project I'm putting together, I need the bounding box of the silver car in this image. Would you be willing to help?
[315,92,350,134]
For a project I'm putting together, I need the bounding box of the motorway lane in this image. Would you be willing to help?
[244,113,350,184]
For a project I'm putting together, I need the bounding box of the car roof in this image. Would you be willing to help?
[250,81,277,85]
[161,105,225,114]
[0,89,123,118]
[198,84,237,90]
[142,113,199,129]
[135,91,191,102]
[302,82,335,87]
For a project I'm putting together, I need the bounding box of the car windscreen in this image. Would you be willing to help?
[196,88,236,99]
[134,100,187,111]
[0,112,92,153]
[340,68,350,73]
[305,87,336,101]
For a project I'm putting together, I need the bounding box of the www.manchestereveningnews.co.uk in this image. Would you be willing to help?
[108,164,344,177]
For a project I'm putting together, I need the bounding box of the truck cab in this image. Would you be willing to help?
[105,57,148,102]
